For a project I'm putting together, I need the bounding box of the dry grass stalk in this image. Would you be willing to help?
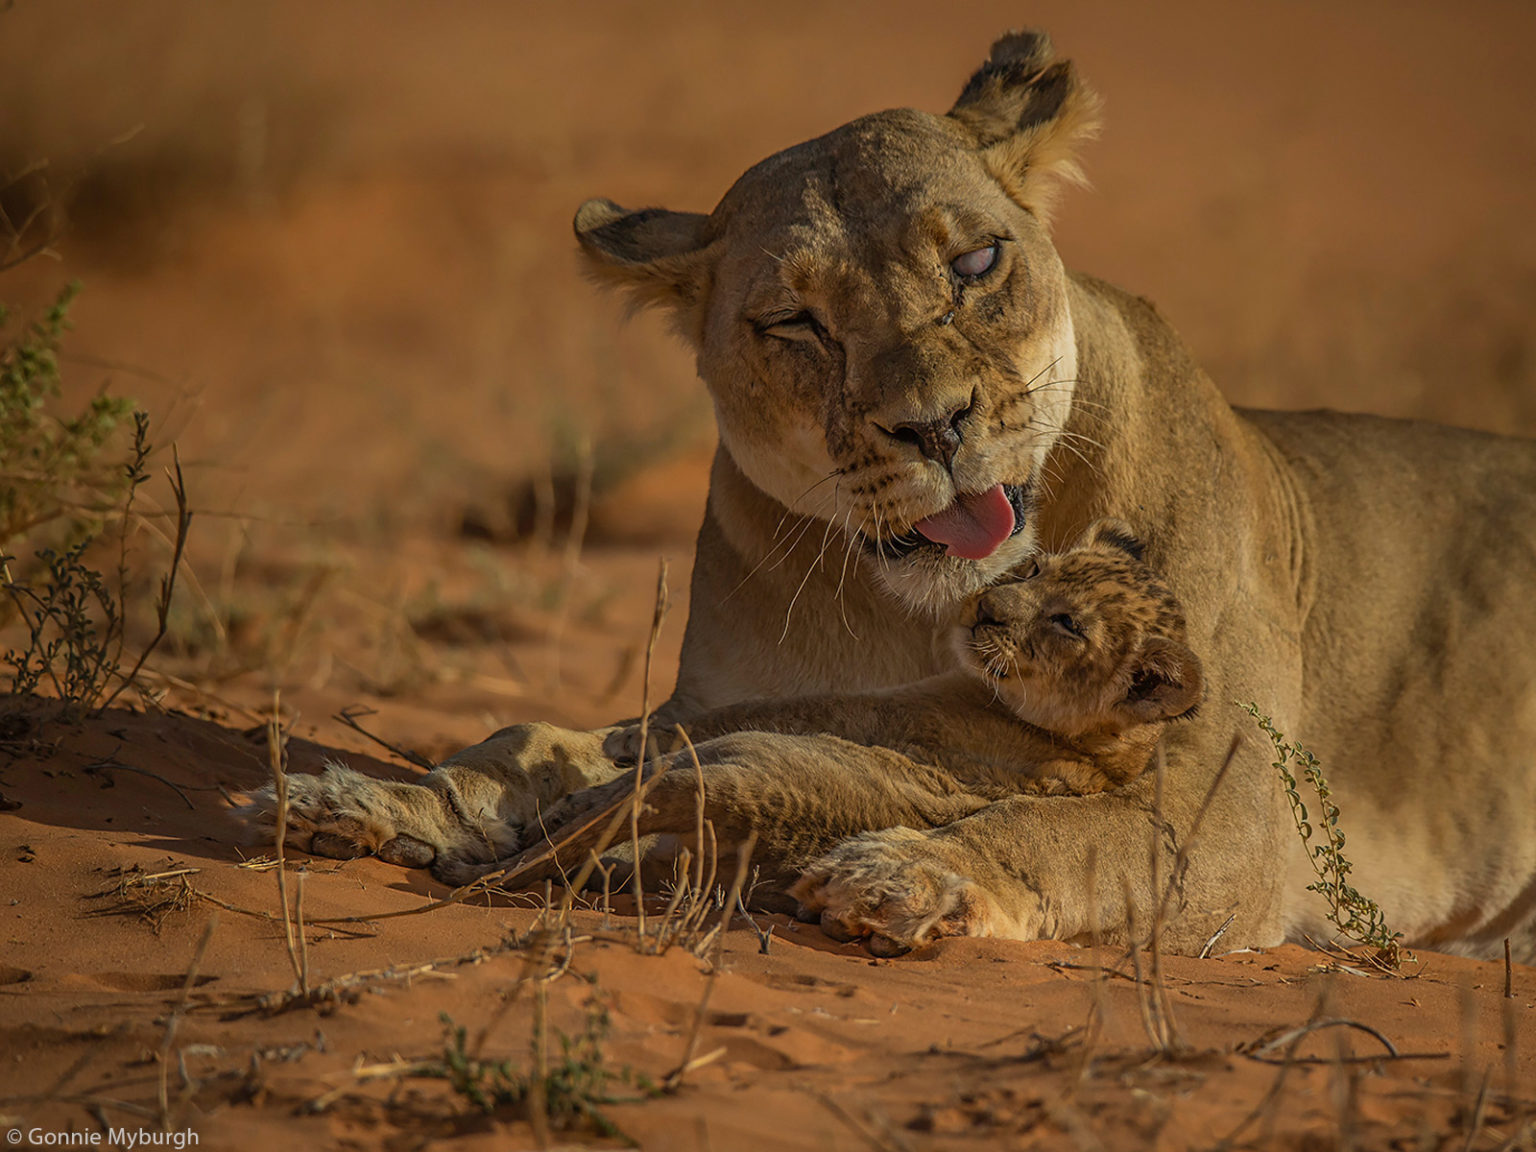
[1144,744,1182,1053]
[1217,985,1332,1151]
[99,447,192,714]
[1504,992,1520,1117]
[1078,843,1113,1079]
[1462,1067,1491,1152]
[266,691,306,994]
[630,557,670,942]
[529,978,551,1147]
[1152,733,1241,933]
[685,728,707,902]
[252,944,505,1015]
[666,831,757,1091]
[91,867,197,932]
[157,913,217,1130]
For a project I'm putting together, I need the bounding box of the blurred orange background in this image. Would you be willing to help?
[4,0,1531,536]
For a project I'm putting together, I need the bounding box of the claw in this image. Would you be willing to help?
[377,834,436,868]
[308,832,369,860]
[819,909,862,943]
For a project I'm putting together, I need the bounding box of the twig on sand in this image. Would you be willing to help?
[83,757,197,810]
[333,703,434,771]
[1241,1019,1406,1062]
[248,944,508,1016]
[1243,1017,1400,1062]
[1199,912,1238,960]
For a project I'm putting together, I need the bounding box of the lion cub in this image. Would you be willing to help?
[611,517,1204,797]
[945,517,1203,793]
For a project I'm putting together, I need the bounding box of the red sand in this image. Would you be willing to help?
[1,3,1533,1147]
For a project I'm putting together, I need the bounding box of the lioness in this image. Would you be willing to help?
[250,32,1536,961]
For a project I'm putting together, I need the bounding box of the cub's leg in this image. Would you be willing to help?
[793,779,1263,955]
[241,722,624,884]
[481,732,997,889]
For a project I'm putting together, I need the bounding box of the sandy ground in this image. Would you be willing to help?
[1,2,1534,1147]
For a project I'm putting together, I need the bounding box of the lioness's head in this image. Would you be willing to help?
[576,32,1099,613]
[954,519,1204,739]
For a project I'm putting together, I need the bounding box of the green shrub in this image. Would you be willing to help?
[0,282,138,550]
[1244,703,1405,967]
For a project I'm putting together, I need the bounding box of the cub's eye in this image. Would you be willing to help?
[757,311,822,342]
[1049,613,1084,639]
[951,243,999,279]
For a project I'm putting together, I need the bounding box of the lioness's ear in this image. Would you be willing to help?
[947,31,1102,222]
[574,198,714,324]
[1114,638,1204,727]
[1074,517,1145,561]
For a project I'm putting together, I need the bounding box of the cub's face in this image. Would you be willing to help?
[952,520,1203,738]
[574,35,1101,615]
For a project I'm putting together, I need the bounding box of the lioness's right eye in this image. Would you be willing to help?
[756,312,822,342]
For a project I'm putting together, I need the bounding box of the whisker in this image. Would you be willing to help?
[779,502,841,644]
[722,469,840,601]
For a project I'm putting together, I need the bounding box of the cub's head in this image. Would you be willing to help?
[953,519,1204,738]
[574,32,1100,614]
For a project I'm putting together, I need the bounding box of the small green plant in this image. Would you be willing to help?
[435,996,652,1140]
[0,282,139,549]
[4,538,126,708]
[1244,702,1406,968]
[2,414,190,716]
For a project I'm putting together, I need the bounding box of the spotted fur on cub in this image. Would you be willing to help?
[952,517,1201,793]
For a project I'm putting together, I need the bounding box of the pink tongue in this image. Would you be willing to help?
[913,484,1016,560]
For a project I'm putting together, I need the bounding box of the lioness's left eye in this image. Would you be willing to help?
[952,244,998,278]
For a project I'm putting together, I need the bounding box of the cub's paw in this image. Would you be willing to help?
[601,724,687,764]
[790,828,1009,956]
[239,761,516,884]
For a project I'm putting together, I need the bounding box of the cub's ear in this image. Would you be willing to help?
[574,198,715,329]
[1114,638,1204,727]
[1074,517,1145,561]
[947,30,1102,223]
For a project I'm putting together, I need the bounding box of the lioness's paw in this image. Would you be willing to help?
[238,762,515,884]
[790,828,1008,956]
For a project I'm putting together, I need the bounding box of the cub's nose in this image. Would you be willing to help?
[968,592,1002,630]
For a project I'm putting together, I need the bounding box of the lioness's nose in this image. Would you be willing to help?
[885,398,972,468]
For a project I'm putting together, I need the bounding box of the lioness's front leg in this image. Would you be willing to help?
[484,731,1000,888]
[241,722,624,884]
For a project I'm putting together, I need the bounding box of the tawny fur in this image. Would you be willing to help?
[245,30,1536,962]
